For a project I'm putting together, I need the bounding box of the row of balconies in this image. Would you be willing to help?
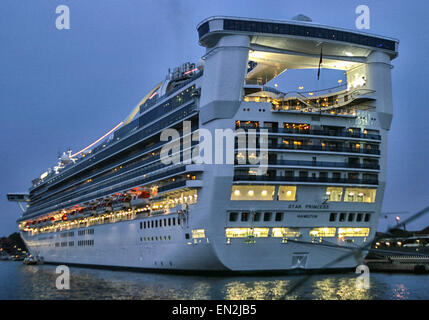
[233,175,378,185]
[235,159,380,170]
[238,127,381,141]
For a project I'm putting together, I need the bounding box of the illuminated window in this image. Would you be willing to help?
[225,228,269,238]
[236,121,259,129]
[253,228,269,237]
[338,228,370,237]
[326,187,343,202]
[231,185,275,201]
[192,229,205,238]
[225,228,250,238]
[283,123,309,131]
[309,227,336,237]
[236,152,245,162]
[272,228,301,238]
[344,188,376,203]
[278,186,297,201]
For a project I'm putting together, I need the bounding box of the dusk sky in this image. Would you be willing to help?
[1,0,428,236]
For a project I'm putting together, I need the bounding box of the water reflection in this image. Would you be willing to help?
[0,262,427,300]
[392,283,410,300]
[312,277,373,300]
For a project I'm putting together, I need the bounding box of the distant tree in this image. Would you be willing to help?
[0,232,27,255]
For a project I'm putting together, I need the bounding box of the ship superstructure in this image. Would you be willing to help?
[8,16,398,272]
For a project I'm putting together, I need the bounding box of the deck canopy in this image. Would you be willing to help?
[198,16,399,84]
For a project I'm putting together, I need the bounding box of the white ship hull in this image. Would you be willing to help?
[21,219,366,272]
[12,16,398,273]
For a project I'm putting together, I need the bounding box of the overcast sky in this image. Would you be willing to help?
[1,0,428,236]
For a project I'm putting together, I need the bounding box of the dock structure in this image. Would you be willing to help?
[365,254,429,273]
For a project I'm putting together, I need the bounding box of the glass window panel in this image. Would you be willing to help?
[309,227,336,237]
[278,186,297,201]
[338,228,370,237]
[344,188,376,203]
[326,187,343,202]
[192,229,205,238]
[272,228,301,238]
[263,212,272,221]
[231,185,275,201]
[225,227,269,238]
[229,212,238,222]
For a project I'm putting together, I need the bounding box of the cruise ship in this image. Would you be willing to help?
[8,16,399,272]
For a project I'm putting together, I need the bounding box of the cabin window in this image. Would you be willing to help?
[338,228,370,237]
[326,187,343,202]
[231,185,275,201]
[278,186,297,201]
[344,188,376,203]
[309,227,336,237]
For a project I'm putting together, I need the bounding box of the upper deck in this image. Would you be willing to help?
[198,16,398,55]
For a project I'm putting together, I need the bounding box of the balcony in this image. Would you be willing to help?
[233,175,378,185]
[267,143,380,155]
[236,142,380,156]
[235,159,380,170]
[237,127,381,141]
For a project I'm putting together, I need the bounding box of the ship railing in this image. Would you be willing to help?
[236,127,381,140]
[24,165,189,218]
[235,143,380,155]
[235,159,380,170]
[233,175,379,185]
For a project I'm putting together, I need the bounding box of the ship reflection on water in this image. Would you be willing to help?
[0,262,425,300]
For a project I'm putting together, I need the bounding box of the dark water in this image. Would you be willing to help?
[0,261,428,300]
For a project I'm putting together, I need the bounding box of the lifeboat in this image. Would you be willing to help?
[130,190,150,208]
[112,194,131,211]
[81,204,96,216]
[96,199,112,214]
